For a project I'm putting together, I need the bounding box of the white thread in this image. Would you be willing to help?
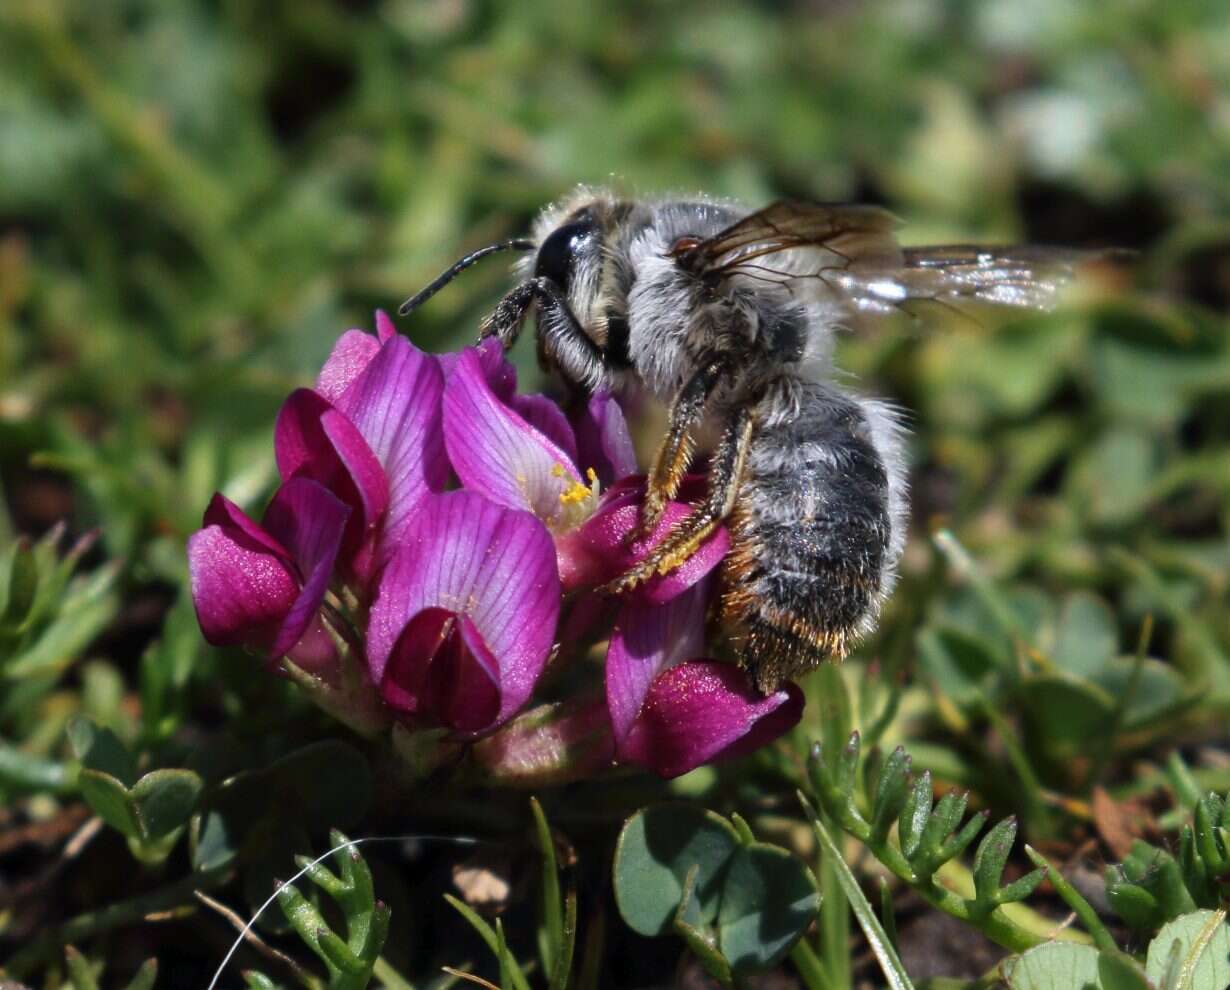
[206,833,482,990]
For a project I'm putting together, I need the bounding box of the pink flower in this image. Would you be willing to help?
[187,317,807,778]
[367,491,560,735]
[187,477,349,673]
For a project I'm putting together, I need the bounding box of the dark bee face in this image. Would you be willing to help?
[534,210,600,294]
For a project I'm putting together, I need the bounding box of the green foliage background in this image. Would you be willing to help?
[2,0,1229,984]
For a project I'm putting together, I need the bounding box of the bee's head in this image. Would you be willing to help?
[399,188,627,386]
[532,208,601,296]
[524,205,614,346]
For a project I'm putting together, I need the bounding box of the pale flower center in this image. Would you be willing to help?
[551,464,601,533]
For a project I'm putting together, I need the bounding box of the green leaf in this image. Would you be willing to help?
[802,794,916,990]
[972,816,1017,910]
[130,768,203,839]
[1107,840,1198,929]
[5,564,121,678]
[716,842,820,975]
[530,797,571,989]
[445,895,532,990]
[898,770,933,860]
[1007,942,1104,989]
[64,945,101,990]
[67,715,137,786]
[140,587,204,735]
[0,738,70,793]
[0,538,37,630]
[613,804,740,937]
[1087,324,1229,428]
[1018,673,1116,759]
[1145,910,1230,990]
[1097,951,1153,990]
[871,747,913,844]
[121,959,158,990]
[997,868,1047,906]
[1050,592,1119,677]
[917,626,1002,708]
[1105,871,1165,931]
[1069,428,1156,526]
[1090,658,1188,730]
[77,768,141,839]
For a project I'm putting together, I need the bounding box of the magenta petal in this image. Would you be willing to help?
[332,335,448,557]
[380,609,501,732]
[316,330,382,403]
[438,338,516,400]
[203,493,291,561]
[368,491,560,732]
[320,410,389,524]
[619,661,805,779]
[475,337,518,400]
[573,391,638,485]
[557,496,729,603]
[262,478,351,658]
[188,505,298,650]
[374,309,397,342]
[512,394,578,466]
[274,389,389,538]
[443,349,582,524]
[605,580,709,747]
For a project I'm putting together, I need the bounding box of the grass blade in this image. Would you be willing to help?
[801,793,916,990]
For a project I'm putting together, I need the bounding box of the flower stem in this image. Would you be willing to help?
[791,938,836,990]
[372,958,415,990]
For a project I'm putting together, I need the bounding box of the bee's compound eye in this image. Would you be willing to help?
[669,235,703,255]
[534,218,597,293]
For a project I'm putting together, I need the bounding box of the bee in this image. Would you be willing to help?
[401,188,1097,692]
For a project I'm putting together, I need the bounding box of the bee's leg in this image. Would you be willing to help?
[480,278,607,391]
[479,281,536,348]
[606,404,754,594]
[639,354,732,536]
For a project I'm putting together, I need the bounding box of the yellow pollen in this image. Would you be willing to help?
[586,467,598,484]
[550,464,566,478]
[559,478,593,505]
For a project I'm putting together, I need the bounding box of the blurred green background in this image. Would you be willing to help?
[2,0,1230,980]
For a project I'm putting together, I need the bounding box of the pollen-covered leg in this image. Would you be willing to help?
[637,354,733,538]
[607,405,753,594]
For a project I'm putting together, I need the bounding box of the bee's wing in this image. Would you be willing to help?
[678,201,1111,325]
[671,200,905,277]
[836,244,1101,319]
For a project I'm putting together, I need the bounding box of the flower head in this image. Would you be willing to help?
[188,316,805,780]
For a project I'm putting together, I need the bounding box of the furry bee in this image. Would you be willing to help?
[401,188,1093,692]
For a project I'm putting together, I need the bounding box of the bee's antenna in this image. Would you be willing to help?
[398,238,536,317]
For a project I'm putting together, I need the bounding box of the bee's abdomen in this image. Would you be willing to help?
[720,393,895,693]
